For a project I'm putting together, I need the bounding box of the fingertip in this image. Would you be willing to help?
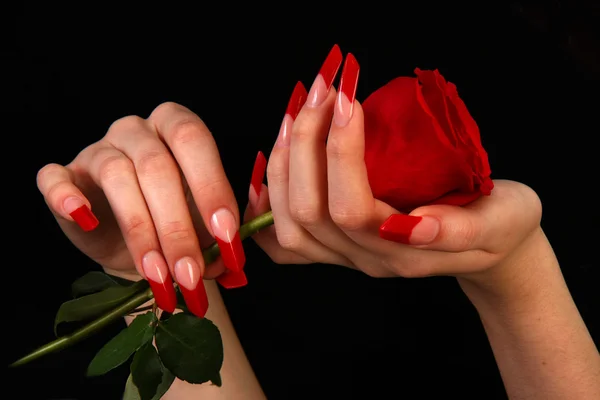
[379,214,440,245]
[64,197,99,232]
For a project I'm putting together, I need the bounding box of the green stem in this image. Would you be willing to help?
[10,212,275,368]
[10,287,153,367]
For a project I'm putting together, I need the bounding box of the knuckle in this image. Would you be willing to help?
[275,230,303,252]
[190,175,229,198]
[330,206,369,231]
[158,221,195,243]
[122,216,154,240]
[289,202,321,226]
[135,149,174,178]
[36,163,63,187]
[326,134,352,161]
[380,256,422,279]
[107,115,147,137]
[264,249,289,265]
[266,157,286,185]
[454,219,479,250]
[98,154,135,186]
[290,117,314,142]
[151,101,182,118]
[168,119,208,145]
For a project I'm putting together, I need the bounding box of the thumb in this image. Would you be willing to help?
[378,181,542,254]
[379,204,486,252]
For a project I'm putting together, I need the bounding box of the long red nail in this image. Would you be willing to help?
[276,82,307,147]
[249,151,267,210]
[216,269,248,289]
[211,208,245,272]
[69,205,99,232]
[379,214,440,245]
[333,53,360,127]
[174,257,209,318]
[142,251,177,313]
[306,44,343,108]
[286,81,308,120]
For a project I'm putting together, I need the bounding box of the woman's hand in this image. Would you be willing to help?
[246,45,543,281]
[36,102,247,317]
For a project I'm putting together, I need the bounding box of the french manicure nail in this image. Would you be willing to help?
[211,208,245,272]
[216,269,248,289]
[379,214,440,245]
[142,250,177,313]
[333,53,360,128]
[174,257,208,318]
[276,81,307,147]
[249,151,267,211]
[306,44,343,108]
[64,197,99,232]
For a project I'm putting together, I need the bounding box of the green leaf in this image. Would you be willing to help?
[72,271,134,298]
[124,368,175,400]
[87,311,156,377]
[55,280,149,335]
[131,343,163,400]
[210,371,222,387]
[155,314,224,384]
[152,367,175,400]
[123,374,141,400]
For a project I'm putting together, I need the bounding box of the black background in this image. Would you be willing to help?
[5,3,599,399]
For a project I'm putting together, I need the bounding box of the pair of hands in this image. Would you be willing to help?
[36,47,542,316]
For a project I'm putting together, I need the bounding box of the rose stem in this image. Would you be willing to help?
[10,211,274,367]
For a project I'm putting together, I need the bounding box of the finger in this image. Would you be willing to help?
[379,180,542,253]
[104,116,208,318]
[288,47,365,268]
[148,102,245,275]
[36,163,99,232]
[80,144,178,313]
[325,55,399,252]
[244,165,311,265]
[267,81,352,267]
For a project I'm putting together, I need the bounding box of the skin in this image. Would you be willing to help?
[37,85,600,397]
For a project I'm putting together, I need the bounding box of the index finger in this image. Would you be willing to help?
[148,102,246,276]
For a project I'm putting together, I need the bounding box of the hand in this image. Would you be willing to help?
[246,46,543,280]
[36,102,247,317]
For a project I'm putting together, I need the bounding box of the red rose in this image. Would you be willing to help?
[363,69,494,212]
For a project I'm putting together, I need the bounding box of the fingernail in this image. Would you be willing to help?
[211,208,245,272]
[333,53,360,128]
[216,269,248,289]
[276,81,307,147]
[306,44,343,108]
[249,151,267,211]
[174,257,208,318]
[64,197,99,232]
[142,251,177,313]
[379,215,440,245]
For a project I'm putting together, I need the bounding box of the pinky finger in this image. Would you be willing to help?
[36,163,99,232]
[244,152,310,265]
[244,183,310,265]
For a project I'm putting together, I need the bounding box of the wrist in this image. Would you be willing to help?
[457,227,556,313]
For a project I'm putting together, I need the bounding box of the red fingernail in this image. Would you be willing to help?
[69,205,99,232]
[276,82,307,147]
[286,81,308,120]
[249,151,267,210]
[174,257,209,318]
[379,215,440,245]
[211,208,245,272]
[307,44,343,108]
[142,251,177,313]
[333,53,360,127]
[216,269,248,289]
